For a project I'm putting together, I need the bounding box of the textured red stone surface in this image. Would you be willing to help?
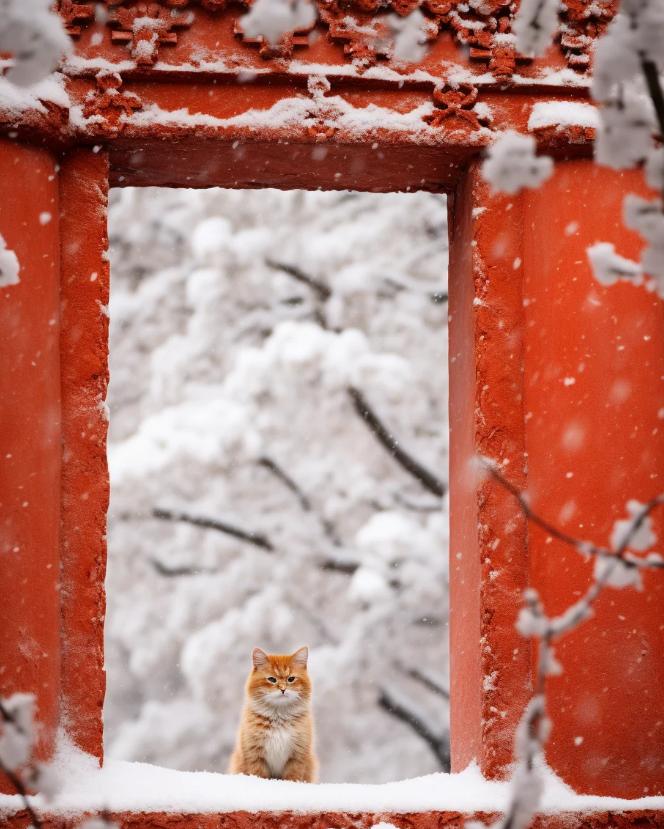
[448,164,532,779]
[0,140,62,763]
[448,159,664,796]
[0,0,663,817]
[58,150,111,760]
[4,810,664,829]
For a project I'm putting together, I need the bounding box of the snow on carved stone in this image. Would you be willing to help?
[482,131,553,195]
[0,234,20,288]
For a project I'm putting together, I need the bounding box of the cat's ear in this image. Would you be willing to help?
[252,648,269,669]
[292,646,308,668]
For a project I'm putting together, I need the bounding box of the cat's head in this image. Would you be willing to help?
[248,646,311,712]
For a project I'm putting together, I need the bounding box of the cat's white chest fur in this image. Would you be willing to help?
[264,724,294,777]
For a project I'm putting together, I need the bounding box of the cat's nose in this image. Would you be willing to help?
[280,688,286,694]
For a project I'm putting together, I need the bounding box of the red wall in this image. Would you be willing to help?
[523,162,664,796]
[0,141,62,761]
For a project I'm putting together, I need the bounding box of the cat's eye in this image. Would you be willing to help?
[267,676,277,683]
[287,676,296,683]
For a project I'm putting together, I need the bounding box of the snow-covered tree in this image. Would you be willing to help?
[105,187,450,783]
[0,0,69,87]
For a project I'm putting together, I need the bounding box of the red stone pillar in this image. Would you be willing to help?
[448,162,532,781]
[58,150,110,760]
[0,140,62,765]
[448,159,664,797]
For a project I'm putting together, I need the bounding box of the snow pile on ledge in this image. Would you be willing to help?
[0,738,663,816]
[101,96,457,139]
[528,101,600,132]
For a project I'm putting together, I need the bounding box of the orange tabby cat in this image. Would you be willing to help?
[229,646,317,782]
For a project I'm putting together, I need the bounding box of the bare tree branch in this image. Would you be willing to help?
[641,59,664,142]
[485,461,664,829]
[151,507,275,551]
[258,456,342,546]
[484,461,664,571]
[395,662,450,699]
[320,557,359,575]
[348,386,446,498]
[378,688,450,771]
[639,59,664,205]
[149,558,217,578]
[265,259,331,302]
[121,510,357,576]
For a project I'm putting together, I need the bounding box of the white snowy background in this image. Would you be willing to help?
[104,187,450,784]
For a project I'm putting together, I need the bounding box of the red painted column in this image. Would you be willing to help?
[448,163,533,780]
[449,158,664,797]
[0,140,62,766]
[522,161,664,797]
[58,150,110,761]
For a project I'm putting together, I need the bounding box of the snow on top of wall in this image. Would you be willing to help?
[528,101,600,131]
[0,737,663,817]
[61,55,591,91]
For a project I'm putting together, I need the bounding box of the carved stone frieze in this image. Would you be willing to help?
[107,2,194,65]
[55,0,616,76]
[58,0,96,36]
[82,69,143,133]
[559,0,616,71]
[423,82,490,129]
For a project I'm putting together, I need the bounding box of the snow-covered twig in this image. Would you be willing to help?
[348,386,446,497]
[485,463,664,574]
[480,460,664,829]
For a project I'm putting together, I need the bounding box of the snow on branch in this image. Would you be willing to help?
[477,459,664,829]
[0,234,20,288]
[348,386,446,498]
[387,10,435,64]
[513,0,560,57]
[239,0,316,46]
[481,131,553,195]
[0,0,70,86]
